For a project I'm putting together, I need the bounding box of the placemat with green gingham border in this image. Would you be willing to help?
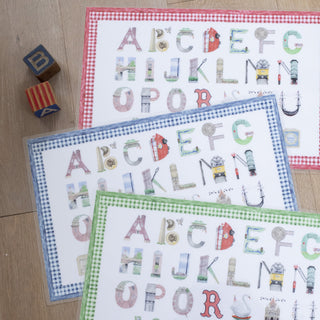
[80,191,320,319]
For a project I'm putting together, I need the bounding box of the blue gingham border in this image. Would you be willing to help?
[27,94,297,301]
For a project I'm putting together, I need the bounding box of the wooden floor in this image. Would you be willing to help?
[1,0,320,318]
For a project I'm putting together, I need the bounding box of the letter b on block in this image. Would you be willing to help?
[23,44,60,81]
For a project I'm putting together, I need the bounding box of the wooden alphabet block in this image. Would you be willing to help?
[23,44,60,81]
[25,81,60,117]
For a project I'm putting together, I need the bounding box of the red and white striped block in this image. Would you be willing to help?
[25,81,60,118]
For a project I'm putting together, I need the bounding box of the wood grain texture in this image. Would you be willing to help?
[293,170,317,212]
[0,212,80,319]
[276,0,320,11]
[1,0,320,318]
[0,0,75,217]
[309,171,320,212]
[166,0,278,10]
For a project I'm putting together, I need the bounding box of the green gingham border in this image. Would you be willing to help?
[80,191,320,319]
[80,193,108,319]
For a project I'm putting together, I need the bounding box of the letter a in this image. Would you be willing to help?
[117,27,142,51]
[66,150,91,177]
[124,215,150,242]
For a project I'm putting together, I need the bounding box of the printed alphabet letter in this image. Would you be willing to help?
[194,89,212,107]
[124,215,151,242]
[172,287,193,315]
[244,226,265,254]
[115,281,138,308]
[117,27,142,51]
[200,290,223,318]
[66,150,91,177]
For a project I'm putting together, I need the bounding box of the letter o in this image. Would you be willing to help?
[172,287,193,315]
[167,88,186,112]
[113,87,134,112]
[115,281,138,308]
[71,215,92,241]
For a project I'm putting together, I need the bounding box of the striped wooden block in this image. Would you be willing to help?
[25,81,60,117]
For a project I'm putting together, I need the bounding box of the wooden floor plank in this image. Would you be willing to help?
[309,171,320,213]
[276,0,320,11]
[0,212,80,319]
[166,0,279,10]
[167,0,319,10]
[0,0,76,217]
[292,170,317,213]
[167,0,194,4]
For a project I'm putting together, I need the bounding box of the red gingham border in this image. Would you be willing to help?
[79,7,320,169]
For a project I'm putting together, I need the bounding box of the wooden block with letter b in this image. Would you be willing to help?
[25,81,61,117]
[23,44,60,82]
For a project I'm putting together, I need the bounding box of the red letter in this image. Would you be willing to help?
[200,290,223,318]
[195,89,212,108]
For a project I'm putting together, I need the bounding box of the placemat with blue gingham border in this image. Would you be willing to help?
[27,94,297,301]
